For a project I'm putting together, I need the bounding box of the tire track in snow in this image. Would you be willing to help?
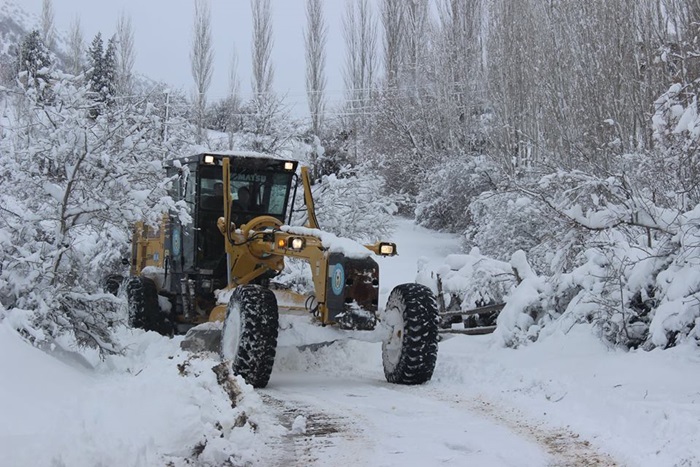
[261,370,554,466]
[415,388,620,466]
[258,393,367,466]
[470,398,619,466]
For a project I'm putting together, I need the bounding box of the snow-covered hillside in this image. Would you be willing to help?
[0,1,33,56]
[2,218,699,466]
[0,0,70,67]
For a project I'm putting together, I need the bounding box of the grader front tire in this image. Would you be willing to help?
[382,283,439,385]
[221,285,279,388]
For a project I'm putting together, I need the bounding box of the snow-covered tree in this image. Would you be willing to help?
[415,155,498,233]
[226,49,241,149]
[40,0,56,50]
[67,17,85,76]
[115,11,136,97]
[381,0,404,89]
[312,164,397,242]
[86,33,117,115]
[190,0,214,144]
[342,0,377,151]
[304,0,327,137]
[0,71,193,355]
[251,0,274,99]
[15,30,52,92]
[249,0,283,150]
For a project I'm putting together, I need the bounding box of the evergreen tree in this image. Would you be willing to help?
[16,30,52,93]
[86,33,117,115]
[103,36,117,105]
[86,32,104,84]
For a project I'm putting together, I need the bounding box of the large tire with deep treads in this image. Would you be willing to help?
[382,283,439,385]
[221,285,279,388]
[126,276,171,334]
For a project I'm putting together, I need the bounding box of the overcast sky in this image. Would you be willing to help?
[18,0,352,118]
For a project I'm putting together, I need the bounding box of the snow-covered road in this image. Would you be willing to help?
[259,218,615,466]
[265,355,552,466]
[3,218,699,466]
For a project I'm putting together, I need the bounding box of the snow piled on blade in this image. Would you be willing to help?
[281,225,371,258]
[0,323,282,466]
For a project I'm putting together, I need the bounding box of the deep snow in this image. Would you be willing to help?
[1,218,699,466]
[0,324,282,466]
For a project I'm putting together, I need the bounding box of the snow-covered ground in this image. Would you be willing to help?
[0,324,283,466]
[2,218,700,466]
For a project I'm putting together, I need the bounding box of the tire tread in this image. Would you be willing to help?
[223,285,279,388]
[383,283,439,385]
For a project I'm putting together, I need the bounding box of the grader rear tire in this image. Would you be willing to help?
[221,285,279,388]
[382,283,439,385]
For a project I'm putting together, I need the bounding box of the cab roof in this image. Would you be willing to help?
[163,152,299,172]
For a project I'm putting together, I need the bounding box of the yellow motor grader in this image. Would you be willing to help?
[126,152,438,388]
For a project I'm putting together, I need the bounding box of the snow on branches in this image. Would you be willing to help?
[310,164,398,243]
[0,68,192,354]
[450,164,700,349]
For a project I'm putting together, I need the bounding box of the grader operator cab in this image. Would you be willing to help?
[126,152,439,388]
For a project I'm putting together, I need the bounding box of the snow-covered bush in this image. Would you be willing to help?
[464,188,579,274]
[417,248,515,311]
[311,164,398,243]
[540,85,700,348]
[492,251,553,347]
[431,140,700,349]
[490,167,700,349]
[0,71,192,354]
[415,154,498,233]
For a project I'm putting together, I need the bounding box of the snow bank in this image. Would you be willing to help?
[434,330,700,466]
[270,323,700,466]
[0,323,282,466]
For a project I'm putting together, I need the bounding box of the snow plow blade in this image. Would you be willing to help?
[180,323,223,353]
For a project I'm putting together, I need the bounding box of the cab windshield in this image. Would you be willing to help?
[196,162,295,269]
[199,165,293,219]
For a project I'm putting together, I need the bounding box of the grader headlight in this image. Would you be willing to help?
[287,237,306,251]
[379,242,397,256]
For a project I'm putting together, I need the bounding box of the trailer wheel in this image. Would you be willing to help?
[221,285,279,388]
[382,283,439,385]
[125,276,172,335]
